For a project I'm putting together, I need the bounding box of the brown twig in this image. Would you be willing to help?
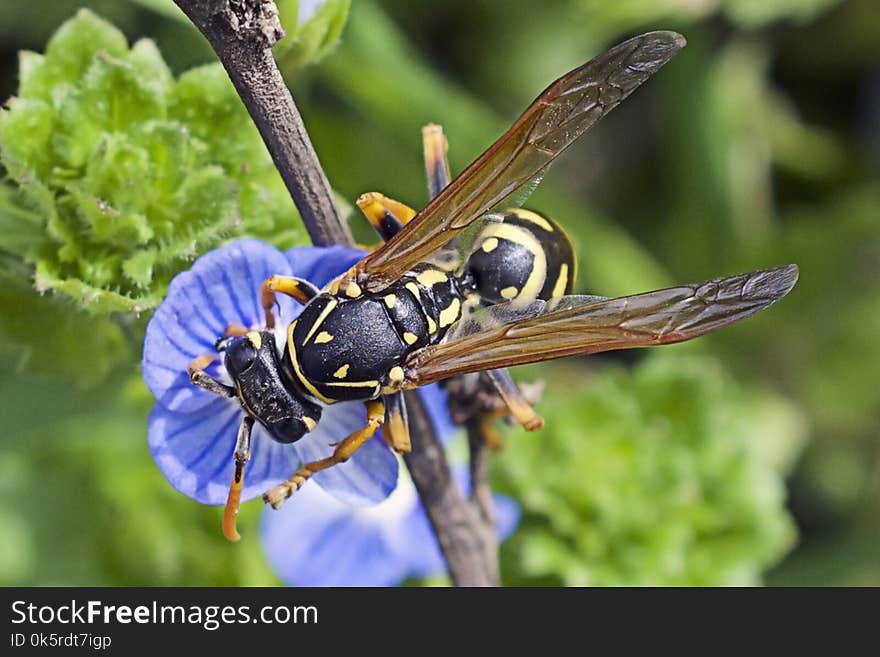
[172,0,350,246]
[174,0,498,586]
[405,393,498,585]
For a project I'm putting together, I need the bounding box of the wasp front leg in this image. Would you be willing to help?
[260,275,320,329]
[263,399,386,508]
[222,416,254,542]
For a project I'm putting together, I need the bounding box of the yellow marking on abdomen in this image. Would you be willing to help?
[501,286,518,300]
[314,331,334,344]
[509,208,554,232]
[405,282,420,299]
[388,366,404,384]
[384,294,397,309]
[552,263,569,298]
[481,237,499,253]
[479,223,547,305]
[403,332,418,345]
[438,297,461,328]
[333,364,350,379]
[426,316,437,334]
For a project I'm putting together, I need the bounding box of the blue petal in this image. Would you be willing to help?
[148,398,243,505]
[285,245,366,287]
[291,402,398,506]
[143,239,295,413]
[260,484,409,587]
[148,394,398,506]
[417,383,458,444]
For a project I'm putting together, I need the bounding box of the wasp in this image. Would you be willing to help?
[185,32,798,540]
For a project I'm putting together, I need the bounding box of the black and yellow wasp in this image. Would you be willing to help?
[186,32,798,540]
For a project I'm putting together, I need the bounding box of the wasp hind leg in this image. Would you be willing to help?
[422,123,452,199]
[485,368,545,432]
[383,391,412,453]
[263,399,386,508]
[260,275,320,329]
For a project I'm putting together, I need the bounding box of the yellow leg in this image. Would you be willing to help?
[357,192,418,243]
[485,369,544,431]
[422,123,452,199]
[263,399,386,508]
[383,392,412,454]
[260,275,320,329]
[479,414,504,451]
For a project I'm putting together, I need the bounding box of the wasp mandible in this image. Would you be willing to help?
[184,32,799,540]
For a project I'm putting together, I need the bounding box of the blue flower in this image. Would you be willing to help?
[142,239,452,509]
[260,465,521,587]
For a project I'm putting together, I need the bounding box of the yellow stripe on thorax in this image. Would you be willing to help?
[286,320,336,404]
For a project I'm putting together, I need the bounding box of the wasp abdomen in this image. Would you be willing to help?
[465,209,575,305]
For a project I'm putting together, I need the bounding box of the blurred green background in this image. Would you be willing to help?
[0,0,877,586]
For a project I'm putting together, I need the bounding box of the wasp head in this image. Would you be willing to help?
[223,331,322,444]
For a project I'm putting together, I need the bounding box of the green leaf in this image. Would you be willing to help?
[497,354,806,586]
[0,9,307,325]
[276,0,351,71]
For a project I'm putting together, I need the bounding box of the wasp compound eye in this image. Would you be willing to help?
[224,335,259,378]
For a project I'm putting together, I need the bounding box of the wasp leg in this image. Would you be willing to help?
[485,368,544,431]
[222,416,254,542]
[422,123,452,199]
[479,413,504,451]
[356,192,418,243]
[187,354,236,398]
[263,399,386,508]
[260,275,320,329]
[383,391,412,453]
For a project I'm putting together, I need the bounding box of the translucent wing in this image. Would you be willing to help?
[404,265,798,386]
[351,31,687,293]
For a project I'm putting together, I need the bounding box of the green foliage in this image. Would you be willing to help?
[497,355,805,586]
[0,0,875,587]
[275,0,351,70]
[0,372,277,585]
[0,9,303,316]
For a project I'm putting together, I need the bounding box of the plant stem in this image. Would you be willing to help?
[173,0,498,586]
[173,0,350,246]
